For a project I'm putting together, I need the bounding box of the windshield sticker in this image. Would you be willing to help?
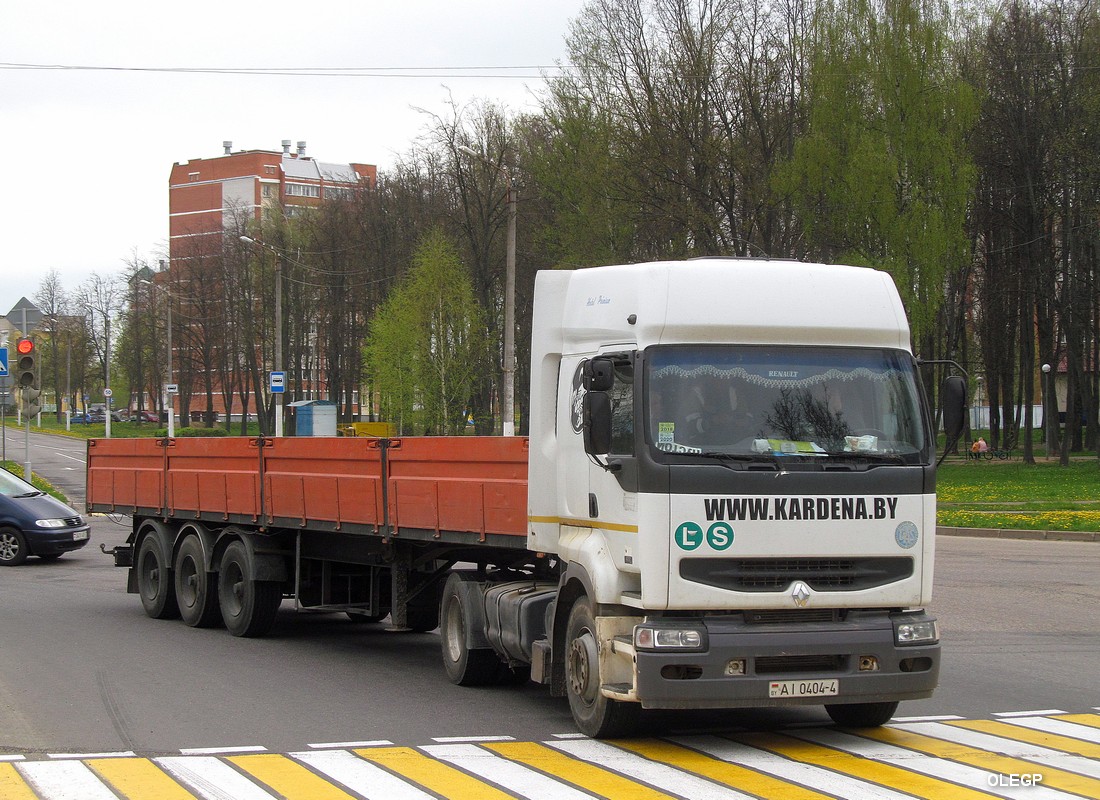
[702,496,899,522]
[675,521,734,551]
[658,421,676,445]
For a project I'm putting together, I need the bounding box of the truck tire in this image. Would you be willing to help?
[565,596,640,738]
[136,533,179,619]
[440,573,499,686]
[825,701,899,728]
[174,534,221,628]
[218,541,282,638]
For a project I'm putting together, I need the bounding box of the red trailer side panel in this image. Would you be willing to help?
[86,438,166,513]
[263,437,384,529]
[386,437,528,539]
[165,438,262,520]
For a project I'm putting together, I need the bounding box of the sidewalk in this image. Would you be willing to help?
[938,526,1100,543]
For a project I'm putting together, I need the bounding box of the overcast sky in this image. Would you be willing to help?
[0,0,586,319]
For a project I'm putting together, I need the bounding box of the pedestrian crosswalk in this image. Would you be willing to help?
[3,710,1100,799]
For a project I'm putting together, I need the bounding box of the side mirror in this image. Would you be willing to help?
[583,391,612,454]
[583,358,614,392]
[942,375,967,442]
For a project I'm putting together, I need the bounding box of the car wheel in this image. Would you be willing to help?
[174,534,221,628]
[0,528,29,566]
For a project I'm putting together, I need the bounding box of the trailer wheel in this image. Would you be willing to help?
[825,701,899,728]
[136,533,179,619]
[174,534,221,628]
[440,573,499,686]
[565,596,640,738]
[218,541,282,638]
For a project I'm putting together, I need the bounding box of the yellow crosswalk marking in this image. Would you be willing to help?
[614,739,835,800]
[486,740,678,799]
[356,746,516,800]
[229,753,359,800]
[86,757,198,800]
[0,763,38,800]
[1057,713,1100,731]
[950,718,1100,758]
[729,731,994,799]
[859,726,1100,797]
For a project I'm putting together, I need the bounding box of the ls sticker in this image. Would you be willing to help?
[675,521,734,551]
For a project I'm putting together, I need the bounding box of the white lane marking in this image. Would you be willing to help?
[547,738,756,800]
[179,745,268,755]
[674,734,916,800]
[892,721,1100,781]
[430,735,515,743]
[291,750,436,800]
[307,739,394,749]
[16,760,119,800]
[48,751,136,759]
[1001,716,1100,744]
[423,743,592,800]
[995,709,1068,718]
[793,727,1074,800]
[156,756,277,800]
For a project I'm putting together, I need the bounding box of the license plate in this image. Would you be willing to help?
[768,679,838,698]
[73,530,89,541]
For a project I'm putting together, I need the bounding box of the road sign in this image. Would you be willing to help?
[167,383,179,394]
[0,347,6,377]
[103,388,113,398]
[270,371,286,394]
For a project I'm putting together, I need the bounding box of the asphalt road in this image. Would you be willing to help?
[2,428,1098,758]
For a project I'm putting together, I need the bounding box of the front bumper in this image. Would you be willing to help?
[633,610,939,710]
[27,526,91,556]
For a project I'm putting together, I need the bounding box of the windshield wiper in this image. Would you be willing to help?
[822,451,905,464]
[697,451,781,468]
[13,490,45,498]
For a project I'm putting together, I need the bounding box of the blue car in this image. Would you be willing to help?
[0,468,90,565]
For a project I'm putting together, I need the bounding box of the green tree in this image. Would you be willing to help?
[366,230,488,435]
[780,0,976,344]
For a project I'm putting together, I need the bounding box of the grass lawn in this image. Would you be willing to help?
[938,459,1100,532]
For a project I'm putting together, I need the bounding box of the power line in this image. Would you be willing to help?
[0,61,574,78]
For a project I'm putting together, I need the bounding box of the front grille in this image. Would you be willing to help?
[681,557,913,592]
[755,654,845,675]
[63,517,83,527]
[744,609,841,625]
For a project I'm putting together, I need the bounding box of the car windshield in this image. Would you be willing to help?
[646,345,928,461]
[0,468,41,497]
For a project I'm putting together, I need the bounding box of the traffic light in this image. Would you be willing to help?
[15,338,41,417]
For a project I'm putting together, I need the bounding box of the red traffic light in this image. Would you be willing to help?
[16,338,34,355]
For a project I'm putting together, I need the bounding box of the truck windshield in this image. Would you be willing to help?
[646,345,928,462]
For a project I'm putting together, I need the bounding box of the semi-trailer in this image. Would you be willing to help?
[91,258,965,737]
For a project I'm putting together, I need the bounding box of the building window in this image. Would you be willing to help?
[261,184,277,198]
[285,183,320,198]
[188,172,201,182]
[265,165,276,175]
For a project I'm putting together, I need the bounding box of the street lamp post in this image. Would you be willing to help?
[240,236,284,436]
[140,278,175,437]
[1041,363,1054,457]
[457,145,516,436]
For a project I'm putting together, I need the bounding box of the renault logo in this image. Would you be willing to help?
[791,581,811,607]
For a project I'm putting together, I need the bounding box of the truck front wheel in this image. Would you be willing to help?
[440,573,499,686]
[825,700,899,727]
[565,597,640,738]
[174,534,221,628]
[218,541,282,638]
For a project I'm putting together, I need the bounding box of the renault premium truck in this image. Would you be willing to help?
[91,258,963,738]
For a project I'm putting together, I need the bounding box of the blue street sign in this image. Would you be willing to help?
[270,371,286,394]
[0,347,7,377]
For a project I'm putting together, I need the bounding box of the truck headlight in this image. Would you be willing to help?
[895,620,939,645]
[635,625,707,652]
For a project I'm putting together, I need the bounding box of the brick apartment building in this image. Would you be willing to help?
[162,141,376,422]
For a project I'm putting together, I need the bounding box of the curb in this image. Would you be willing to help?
[937,526,1100,543]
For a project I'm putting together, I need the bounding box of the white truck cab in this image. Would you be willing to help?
[527,259,947,737]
